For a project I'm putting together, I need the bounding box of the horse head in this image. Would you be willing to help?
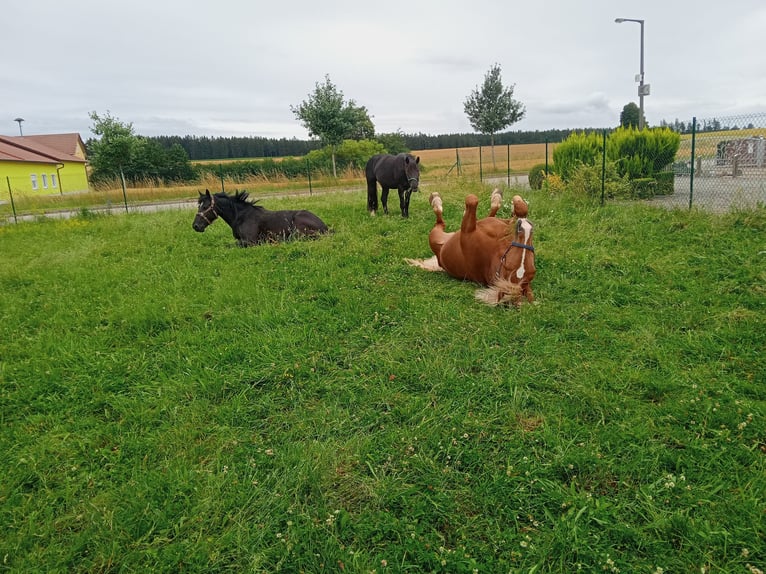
[192,189,218,232]
[404,154,421,193]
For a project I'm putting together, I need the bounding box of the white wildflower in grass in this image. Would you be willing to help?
[653,567,664,574]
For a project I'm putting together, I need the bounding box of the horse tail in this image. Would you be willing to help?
[365,155,380,213]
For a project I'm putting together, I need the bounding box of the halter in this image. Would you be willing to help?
[495,240,535,278]
[196,195,218,225]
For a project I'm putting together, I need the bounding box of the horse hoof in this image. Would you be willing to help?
[491,188,503,209]
[370,210,376,217]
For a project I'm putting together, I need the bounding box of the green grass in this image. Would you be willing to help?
[1,180,764,573]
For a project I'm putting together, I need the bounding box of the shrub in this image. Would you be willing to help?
[306,139,385,174]
[655,171,675,195]
[607,127,680,179]
[567,161,630,199]
[528,163,552,190]
[630,177,657,199]
[552,131,603,181]
[541,173,566,195]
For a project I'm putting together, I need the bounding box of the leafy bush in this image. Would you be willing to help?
[528,163,551,190]
[376,132,410,155]
[654,171,675,195]
[305,139,385,174]
[630,177,658,199]
[541,173,566,195]
[567,161,630,199]
[607,127,680,179]
[552,131,604,181]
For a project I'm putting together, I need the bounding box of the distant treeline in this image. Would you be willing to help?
[148,129,584,161]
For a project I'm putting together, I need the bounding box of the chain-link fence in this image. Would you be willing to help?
[651,113,766,211]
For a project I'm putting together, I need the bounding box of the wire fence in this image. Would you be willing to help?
[2,114,764,223]
[651,113,766,211]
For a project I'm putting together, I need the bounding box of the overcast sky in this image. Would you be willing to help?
[3,0,764,140]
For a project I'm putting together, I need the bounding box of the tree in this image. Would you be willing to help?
[291,75,374,177]
[463,63,525,168]
[88,111,136,182]
[88,111,195,183]
[619,102,645,129]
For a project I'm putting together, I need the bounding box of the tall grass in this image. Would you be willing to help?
[1,180,764,573]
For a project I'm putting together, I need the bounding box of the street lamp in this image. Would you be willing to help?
[14,117,25,136]
[615,17,647,130]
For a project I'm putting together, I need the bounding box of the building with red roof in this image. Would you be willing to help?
[0,133,89,195]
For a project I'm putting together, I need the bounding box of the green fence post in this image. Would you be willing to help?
[689,117,696,210]
[219,164,225,194]
[507,144,511,187]
[545,139,549,174]
[601,130,607,206]
[120,168,129,213]
[479,146,483,182]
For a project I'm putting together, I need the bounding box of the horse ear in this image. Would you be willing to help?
[416,156,420,164]
[205,189,211,198]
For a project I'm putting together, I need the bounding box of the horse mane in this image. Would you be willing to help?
[216,190,264,209]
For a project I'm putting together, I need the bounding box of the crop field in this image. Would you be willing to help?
[1,180,764,572]
[414,144,555,179]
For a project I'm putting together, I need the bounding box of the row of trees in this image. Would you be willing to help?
[141,129,582,162]
[92,65,729,184]
[87,64,527,182]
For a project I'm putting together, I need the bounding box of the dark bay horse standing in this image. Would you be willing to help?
[365,153,420,217]
[192,189,329,246]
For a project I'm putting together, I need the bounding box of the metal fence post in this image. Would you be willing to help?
[306,158,313,195]
[689,117,696,210]
[545,139,549,174]
[120,168,129,213]
[601,130,607,206]
[507,144,511,188]
[6,176,17,223]
[479,146,483,181]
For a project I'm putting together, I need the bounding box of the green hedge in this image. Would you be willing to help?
[607,127,680,179]
[551,131,603,181]
[551,127,680,198]
[528,163,551,190]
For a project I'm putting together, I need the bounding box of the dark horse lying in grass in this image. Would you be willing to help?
[365,153,420,217]
[192,189,329,246]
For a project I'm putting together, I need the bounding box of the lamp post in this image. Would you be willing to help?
[615,18,647,130]
[14,117,25,136]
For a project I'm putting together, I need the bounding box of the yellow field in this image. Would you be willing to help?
[413,143,556,177]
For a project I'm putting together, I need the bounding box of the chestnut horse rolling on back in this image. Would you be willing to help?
[407,188,536,306]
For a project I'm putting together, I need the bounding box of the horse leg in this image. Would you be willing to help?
[367,180,379,216]
[489,188,503,217]
[523,283,535,303]
[427,193,453,257]
[399,188,412,218]
[460,194,479,234]
[381,188,390,215]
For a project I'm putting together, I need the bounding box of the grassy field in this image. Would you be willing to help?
[1,180,764,572]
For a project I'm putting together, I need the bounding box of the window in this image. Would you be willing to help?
[51,174,58,188]
[30,174,38,190]
[42,174,48,189]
